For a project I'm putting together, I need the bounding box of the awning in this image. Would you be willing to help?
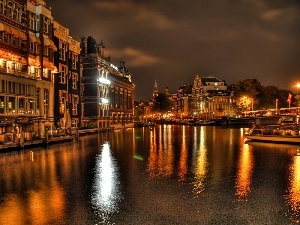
[29,35,41,44]
[44,37,57,51]
[49,41,57,51]
[10,27,19,37]
[43,37,51,46]
[0,22,11,33]
[19,57,27,64]
[18,31,27,40]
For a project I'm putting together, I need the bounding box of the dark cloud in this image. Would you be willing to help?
[47,0,300,100]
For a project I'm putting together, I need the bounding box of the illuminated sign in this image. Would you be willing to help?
[98,77,111,85]
[100,98,109,104]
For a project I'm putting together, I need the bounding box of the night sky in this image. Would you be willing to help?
[47,0,300,101]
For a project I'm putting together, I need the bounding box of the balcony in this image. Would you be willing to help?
[0,67,29,78]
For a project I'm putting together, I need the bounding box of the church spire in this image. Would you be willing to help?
[153,80,158,99]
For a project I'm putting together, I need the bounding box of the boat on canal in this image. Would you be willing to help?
[189,120,217,126]
[245,124,300,144]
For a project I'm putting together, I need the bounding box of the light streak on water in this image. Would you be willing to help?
[193,126,208,196]
[91,142,122,224]
[285,154,300,223]
[235,144,253,202]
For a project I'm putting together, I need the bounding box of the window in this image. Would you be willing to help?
[0,96,4,114]
[43,17,50,34]
[36,88,40,114]
[0,0,4,13]
[72,53,78,69]
[43,89,49,117]
[72,95,78,115]
[19,97,25,113]
[28,98,35,114]
[59,90,66,114]
[59,42,67,60]
[43,68,49,78]
[15,5,21,22]
[29,13,36,30]
[13,62,21,71]
[59,64,67,84]
[72,73,77,89]
[43,45,49,56]
[8,96,15,114]
[3,32,11,43]
[12,35,19,46]
[6,0,12,17]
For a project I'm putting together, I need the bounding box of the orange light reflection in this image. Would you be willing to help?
[235,144,253,201]
[285,155,300,222]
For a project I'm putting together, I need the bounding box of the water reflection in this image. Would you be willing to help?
[0,148,67,225]
[147,125,175,178]
[178,126,188,180]
[193,126,208,196]
[91,142,122,223]
[285,152,300,223]
[235,143,253,201]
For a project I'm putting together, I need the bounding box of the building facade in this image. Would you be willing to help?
[53,21,81,132]
[176,84,193,118]
[80,36,135,130]
[109,60,135,129]
[0,0,57,142]
[174,76,235,119]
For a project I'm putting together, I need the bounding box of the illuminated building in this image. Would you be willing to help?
[0,0,57,141]
[53,21,81,131]
[191,76,234,118]
[173,76,234,119]
[207,90,235,118]
[80,36,110,130]
[109,60,135,129]
[81,36,135,130]
[176,84,193,117]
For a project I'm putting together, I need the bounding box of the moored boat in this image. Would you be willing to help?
[189,120,216,126]
[245,124,300,144]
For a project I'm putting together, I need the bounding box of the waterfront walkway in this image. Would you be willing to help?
[0,128,112,151]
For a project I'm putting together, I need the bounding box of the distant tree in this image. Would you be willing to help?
[152,93,173,113]
[258,86,280,109]
[231,79,297,111]
[232,79,262,112]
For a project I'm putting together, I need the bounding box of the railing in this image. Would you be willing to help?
[0,67,33,79]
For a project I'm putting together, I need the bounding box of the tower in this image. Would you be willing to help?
[153,80,158,99]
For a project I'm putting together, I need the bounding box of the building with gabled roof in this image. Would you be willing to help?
[80,36,135,130]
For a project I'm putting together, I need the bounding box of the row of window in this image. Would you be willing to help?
[209,104,231,111]
[211,98,232,103]
[0,30,53,59]
[0,0,25,23]
[36,88,49,117]
[0,31,27,49]
[0,95,35,115]
[58,90,79,115]
[0,59,53,80]
[58,65,79,88]
[59,42,79,68]
[0,80,35,96]
[28,11,51,34]
[109,92,133,109]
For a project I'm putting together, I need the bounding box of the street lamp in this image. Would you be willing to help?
[243,96,253,112]
[297,83,300,95]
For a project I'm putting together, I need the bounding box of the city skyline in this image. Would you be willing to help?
[47,0,300,101]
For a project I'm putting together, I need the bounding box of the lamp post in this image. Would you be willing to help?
[297,83,300,95]
[296,83,300,107]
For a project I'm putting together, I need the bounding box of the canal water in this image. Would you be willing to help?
[0,125,299,225]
